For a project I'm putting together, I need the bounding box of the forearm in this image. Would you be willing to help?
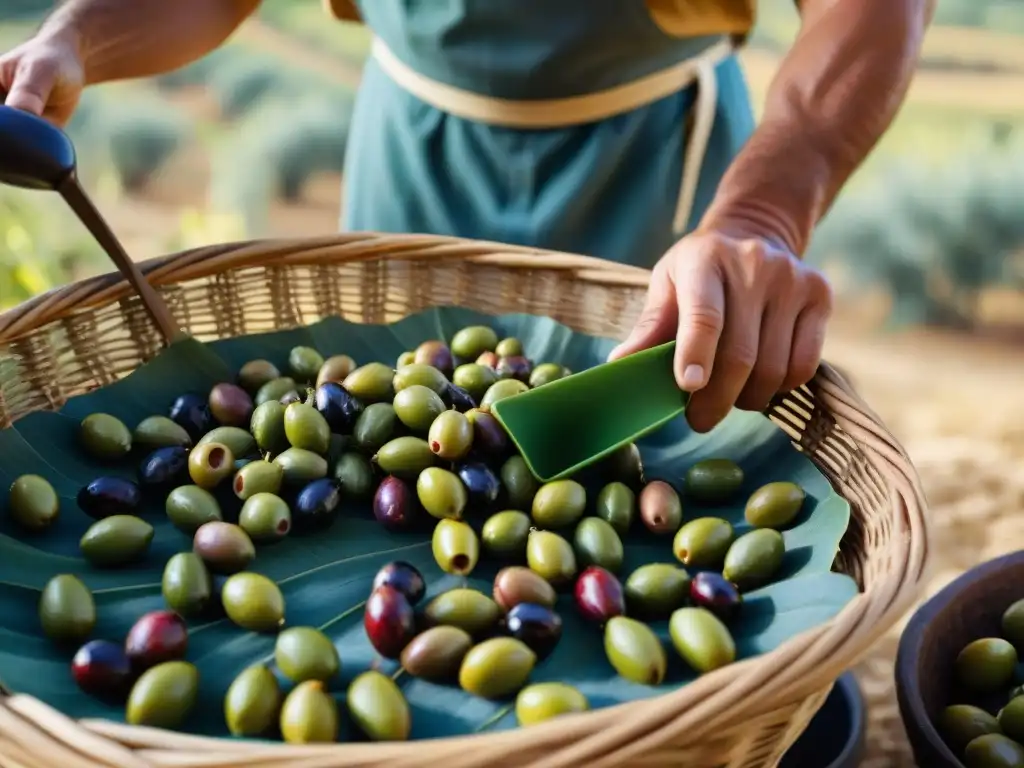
[39,0,261,85]
[701,0,935,255]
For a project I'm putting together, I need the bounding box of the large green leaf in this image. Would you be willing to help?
[0,306,855,739]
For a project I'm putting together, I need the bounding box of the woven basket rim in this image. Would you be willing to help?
[0,233,932,767]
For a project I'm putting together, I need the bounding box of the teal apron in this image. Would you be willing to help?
[341,2,756,268]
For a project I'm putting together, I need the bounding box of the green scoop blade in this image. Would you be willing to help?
[490,341,687,482]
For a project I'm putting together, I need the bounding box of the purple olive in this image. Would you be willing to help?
[373,476,417,531]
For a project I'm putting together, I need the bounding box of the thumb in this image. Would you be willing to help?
[608,265,677,362]
[673,258,725,392]
[1,56,57,116]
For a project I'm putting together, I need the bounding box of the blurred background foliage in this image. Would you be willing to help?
[1,0,1024,334]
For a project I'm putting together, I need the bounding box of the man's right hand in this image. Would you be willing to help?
[0,31,86,126]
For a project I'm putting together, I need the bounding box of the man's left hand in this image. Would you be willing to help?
[608,230,833,433]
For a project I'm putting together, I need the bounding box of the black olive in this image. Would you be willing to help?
[314,382,364,434]
[444,384,477,413]
[455,462,501,510]
[504,602,563,660]
[168,393,213,441]
[138,446,189,489]
[292,478,343,533]
[77,477,141,520]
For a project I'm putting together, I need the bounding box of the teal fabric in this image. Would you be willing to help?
[342,4,757,268]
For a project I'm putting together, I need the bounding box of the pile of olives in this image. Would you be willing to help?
[7,323,809,743]
[939,600,1024,768]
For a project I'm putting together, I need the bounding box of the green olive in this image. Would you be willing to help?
[275,626,340,683]
[80,515,154,567]
[417,467,468,520]
[126,661,199,728]
[459,637,536,699]
[481,378,529,409]
[397,351,416,368]
[316,355,357,387]
[604,616,666,685]
[165,485,222,534]
[279,680,338,744]
[188,442,235,489]
[684,458,745,503]
[393,385,446,432]
[427,410,473,460]
[79,413,132,460]
[673,517,735,569]
[1003,600,1024,653]
[965,734,1024,768]
[451,325,499,360]
[224,664,281,737]
[8,474,59,531]
[284,402,331,455]
[601,442,644,487]
[233,459,284,500]
[39,574,95,643]
[197,427,257,460]
[669,607,736,673]
[237,360,282,395]
[393,363,449,396]
[133,416,192,451]
[495,337,523,357]
[222,572,285,632]
[255,377,299,406]
[353,403,398,454]
[722,528,786,591]
[745,481,806,529]
[432,519,479,576]
[516,683,588,726]
[374,437,436,479]
[400,625,473,681]
[573,517,624,573]
[274,448,328,484]
[250,401,288,454]
[940,705,1002,755]
[532,480,586,529]
[239,493,292,542]
[348,670,411,741]
[424,588,502,636]
[624,564,690,619]
[526,530,577,586]
[501,455,539,511]
[957,638,1019,693]
[452,363,498,401]
[343,362,395,403]
[162,552,213,617]
[595,482,636,536]
[528,363,568,388]
[1000,696,1024,744]
[333,452,375,498]
[288,346,325,384]
[482,510,532,559]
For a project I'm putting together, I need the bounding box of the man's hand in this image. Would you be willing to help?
[609,230,833,433]
[0,31,85,126]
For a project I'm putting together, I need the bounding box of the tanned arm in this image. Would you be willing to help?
[700,0,937,256]
[39,0,261,85]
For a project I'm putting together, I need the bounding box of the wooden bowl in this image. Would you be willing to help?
[896,550,1024,768]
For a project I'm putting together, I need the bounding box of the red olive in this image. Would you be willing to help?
[574,566,626,624]
[208,383,255,428]
[124,610,188,670]
[496,355,532,382]
[364,585,416,659]
[414,340,454,374]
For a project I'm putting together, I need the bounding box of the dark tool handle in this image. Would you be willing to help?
[0,104,180,342]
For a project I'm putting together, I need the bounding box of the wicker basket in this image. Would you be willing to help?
[0,232,930,768]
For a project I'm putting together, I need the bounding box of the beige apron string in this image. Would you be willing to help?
[672,56,719,235]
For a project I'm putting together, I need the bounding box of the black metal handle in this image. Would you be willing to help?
[0,104,76,191]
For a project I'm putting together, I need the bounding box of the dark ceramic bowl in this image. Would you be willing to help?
[896,550,1024,768]
[779,672,866,768]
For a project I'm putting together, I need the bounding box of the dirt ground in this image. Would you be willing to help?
[821,319,1024,767]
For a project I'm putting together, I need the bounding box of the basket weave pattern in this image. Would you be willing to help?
[0,234,930,768]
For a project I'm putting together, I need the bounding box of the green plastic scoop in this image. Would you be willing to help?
[490,341,687,482]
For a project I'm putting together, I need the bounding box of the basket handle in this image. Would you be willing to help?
[0,104,181,343]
